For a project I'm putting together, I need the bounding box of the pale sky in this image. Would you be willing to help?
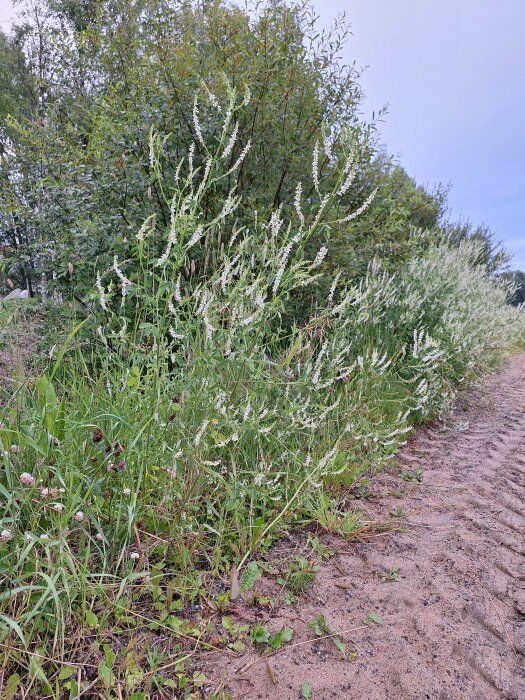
[314,0,525,269]
[1,0,524,269]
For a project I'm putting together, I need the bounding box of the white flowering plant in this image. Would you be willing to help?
[0,88,523,690]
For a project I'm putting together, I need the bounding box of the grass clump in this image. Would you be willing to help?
[0,93,524,695]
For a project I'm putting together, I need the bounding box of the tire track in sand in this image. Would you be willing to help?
[203,354,525,699]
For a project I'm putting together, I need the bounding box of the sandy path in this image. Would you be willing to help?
[204,354,525,699]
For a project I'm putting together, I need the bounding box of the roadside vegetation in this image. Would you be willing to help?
[0,1,524,697]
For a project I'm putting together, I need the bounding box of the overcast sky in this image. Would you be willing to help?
[313,0,525,269]
[1,0,524,268]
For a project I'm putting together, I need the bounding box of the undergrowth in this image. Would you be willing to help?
[0,90,524,697]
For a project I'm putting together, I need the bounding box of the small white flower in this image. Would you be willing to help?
[312,140,320,192]
[1,529,13,543]
[40,533,50,540]
[41,488,50,499]
[10,444,20,454]
[192,96,205,147]
[52,503,64,513]
[95,532,104,541]
[74,511,84,522]
[113,255,133,297]
[20,472,35,487]
[130,551,140,560]
[222,121,239,161]
[123,488,131,496]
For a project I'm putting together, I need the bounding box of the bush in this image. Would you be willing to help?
[0,98,523,694]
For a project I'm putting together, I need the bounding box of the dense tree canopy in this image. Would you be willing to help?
[0,0,514,299]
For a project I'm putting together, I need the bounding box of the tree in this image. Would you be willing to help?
[2,0,379,296]
[500,269,525,306]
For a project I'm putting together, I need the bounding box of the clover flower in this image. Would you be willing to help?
[10,444,20,454]
[1,529,13,543]
[130,552,140,560]
[20,472,35,487]
[52,503,64,513]
[41,487,57,499]
[74,511,84,522]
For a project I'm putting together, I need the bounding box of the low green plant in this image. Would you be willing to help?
[278,556,320,595]
[1,85,524,694]
[308,614,356,661]
[250,623,293,651]
[380,566,400,583]
[363,611,383,625]
[308,492,362,536]
[301,681,313,699]
[399,468,424,482]
[308,535,334,560]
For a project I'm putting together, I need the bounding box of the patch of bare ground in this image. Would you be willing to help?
[202,354,525,699]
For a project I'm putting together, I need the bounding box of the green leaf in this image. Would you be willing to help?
[221,616,234,634]
[98,662,115,688]
[0,614,27,646]
[240,561,261,594]
[332,637,346,659]
[301,681,312,699]
[4,673,20,700]
[103,644,115,668]
[363,612,382,626]
[58,666,77,681]
[67,679,79,698]
[268,625,293,649]
[229,639,246,653]
[282,626,293,642]
[85,610,99,628]
[251,623,270,645]
[192,671,207,688]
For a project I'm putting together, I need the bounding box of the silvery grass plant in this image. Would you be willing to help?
[0,87,523,692]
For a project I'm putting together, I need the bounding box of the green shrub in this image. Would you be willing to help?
[0,98,523,694]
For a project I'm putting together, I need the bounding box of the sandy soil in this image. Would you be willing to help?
[203,354,525,699]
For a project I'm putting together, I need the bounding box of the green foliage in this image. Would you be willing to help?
[500,269,525,306]
[1,0,377,296]
[363,611,382,625]
[278,556,319,594]
[0,2,523,695]
[0,114,523,691]
[307,614,355,661]
[380,566,400,583]
[301,681,312,699]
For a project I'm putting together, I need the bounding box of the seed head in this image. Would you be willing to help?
[92,428,103,443]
